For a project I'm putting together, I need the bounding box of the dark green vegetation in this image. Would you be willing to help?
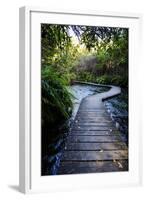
[41,24,128,175]
[41,68,73,175]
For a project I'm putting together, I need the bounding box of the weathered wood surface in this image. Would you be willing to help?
[57,85,128,174]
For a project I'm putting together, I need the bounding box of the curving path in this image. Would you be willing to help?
[57,83,128,174]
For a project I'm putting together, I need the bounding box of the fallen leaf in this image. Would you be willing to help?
[99,149,104,152]
[117,161,123,168]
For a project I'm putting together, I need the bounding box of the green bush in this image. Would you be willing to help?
[76,71,96,82]
[41,67,73,131]
[111,75,128,87]
[96,74,128,87]
[41,67,74,175]
[96,75,112,84]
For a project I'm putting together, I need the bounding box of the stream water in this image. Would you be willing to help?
[104,88,128,143]
[42,84,128,175]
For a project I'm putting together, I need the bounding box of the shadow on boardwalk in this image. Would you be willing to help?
[57,84,128,174]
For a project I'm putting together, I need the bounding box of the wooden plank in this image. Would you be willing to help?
[76,115,111,121]
[77,114,109,117]
[73,119,113,123]
[64,142,127,151]
[72,126,117,131]
[79,109,107,115]
[76,111,109,114]
[59,160,128,168]
[58,160,128,174]
[71,130,120,135]
[66,135,123,143]
[73,124,115,128]
[74,119,112,123]
[61,150,128,161]
[73,122,114,126]
[79,109,106,111]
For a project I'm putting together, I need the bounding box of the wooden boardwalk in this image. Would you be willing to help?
[57,85,128,174]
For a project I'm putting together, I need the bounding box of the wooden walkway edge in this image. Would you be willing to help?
[57,84,128,174]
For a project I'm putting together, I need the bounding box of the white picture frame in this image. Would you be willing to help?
[19,6,142,194]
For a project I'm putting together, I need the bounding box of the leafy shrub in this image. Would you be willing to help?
[76,71,96,82]
[96,75,112,84]
[111,75,128,87]
[41,67,73,175]
[41,67,73,131]
[96,74,128,87]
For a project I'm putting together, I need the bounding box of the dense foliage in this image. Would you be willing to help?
[41,24,128,88]
[41,68,73,175]
[42,68,72,130]
[41,25,75,133]
[73,26,128,86]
